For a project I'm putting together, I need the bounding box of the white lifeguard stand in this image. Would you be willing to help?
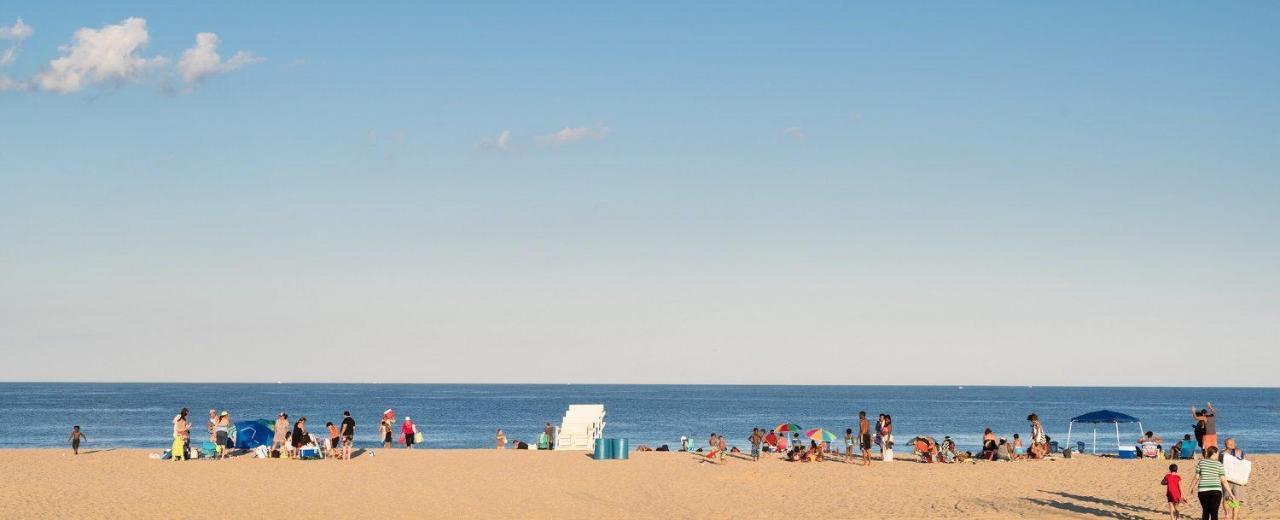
[556,404,606,450]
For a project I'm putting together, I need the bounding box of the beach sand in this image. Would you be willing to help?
[0,448,1272,519]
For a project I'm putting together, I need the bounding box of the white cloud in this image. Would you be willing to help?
[538,125,609,146]
[0,18,34,41]
[0,75,28,91]
[0,47,17,67]
[783,126,806,140]
[0,18,34,68]
[0,18,261,95]
[34,17,168,94]
[176,32,262,85]
[479,129,511,150]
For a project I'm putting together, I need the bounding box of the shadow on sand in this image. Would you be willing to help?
[76,448,118,455]
[1022,498,1148,520]
[1036,490,1166,515]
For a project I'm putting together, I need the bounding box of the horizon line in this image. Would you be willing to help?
[1,380,1276,389]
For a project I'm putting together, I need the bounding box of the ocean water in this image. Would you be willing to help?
[1,384,1277,453]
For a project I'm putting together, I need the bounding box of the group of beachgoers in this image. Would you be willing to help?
[164,408,239,461]
[493,423,559,450]
[162,407,364,461]
[267,411,359,460]
[1164,403,1245,520]
[681,402,1247,520]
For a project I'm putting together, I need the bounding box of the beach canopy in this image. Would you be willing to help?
[234,419,275,449]
[1065,410,1144,455]
[1070,410,1140,424]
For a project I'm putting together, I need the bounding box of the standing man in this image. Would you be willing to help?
[340,411,356,460]
[749,428,762,461]
[858,411,872,466]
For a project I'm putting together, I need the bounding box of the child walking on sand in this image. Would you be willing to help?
[69,426,86,455]
[1162,463,1186,520]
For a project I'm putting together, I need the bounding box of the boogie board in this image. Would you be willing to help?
[1223,454,1251,485]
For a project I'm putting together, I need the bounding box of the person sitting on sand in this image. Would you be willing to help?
[69,426,86,455]
[996,439,1012,461]
[940,436,957,463]
[1012,434,1026,460]
[1139,431,1163,458]
[804,441,819,462]
[981,428,998,460]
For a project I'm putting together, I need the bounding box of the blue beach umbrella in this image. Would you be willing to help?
[234,419,275,449]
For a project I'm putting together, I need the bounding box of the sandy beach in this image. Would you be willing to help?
[0,448,1271,519]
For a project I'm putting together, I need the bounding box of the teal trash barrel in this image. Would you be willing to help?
[594,438,608,460]
[616,438,629,460]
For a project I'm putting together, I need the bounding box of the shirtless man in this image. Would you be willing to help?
[858,411,872,466]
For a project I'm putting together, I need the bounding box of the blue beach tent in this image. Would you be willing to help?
[1065,410,1143,455]
[234,419,275,449]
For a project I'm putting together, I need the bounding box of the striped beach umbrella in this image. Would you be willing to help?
[805,428,837,442]
[776,423,802,433]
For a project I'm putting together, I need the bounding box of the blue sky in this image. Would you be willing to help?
[2,2,1277,384]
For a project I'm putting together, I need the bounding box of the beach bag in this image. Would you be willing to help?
[1223,455,1251,485]
[254,446,269,458]
[414,431,424,444]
